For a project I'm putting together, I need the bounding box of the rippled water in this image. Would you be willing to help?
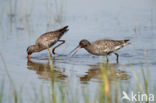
[0,0,156,102]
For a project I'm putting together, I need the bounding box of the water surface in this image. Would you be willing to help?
[0,0,156,102]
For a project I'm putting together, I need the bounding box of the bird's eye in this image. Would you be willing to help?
[84,44,88,47]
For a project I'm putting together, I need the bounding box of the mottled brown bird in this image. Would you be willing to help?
[70,39,130,63]
[27,26,69,60]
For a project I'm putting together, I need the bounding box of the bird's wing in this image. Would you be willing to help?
[93,40,123,53]
[36,33,58,47]
[35,26,68,46]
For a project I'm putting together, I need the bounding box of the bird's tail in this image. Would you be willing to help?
[123,39,131,46]
[56,25,69,34]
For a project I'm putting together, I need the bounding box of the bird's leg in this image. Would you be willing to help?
[114,53,119,63]
[52,40,65,54]
[106,55,109,63]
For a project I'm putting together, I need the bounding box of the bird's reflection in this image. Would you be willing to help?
[80,63,130,83]
[27,60,67,80]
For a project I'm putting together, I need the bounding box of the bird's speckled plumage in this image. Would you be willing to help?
[27,26,68,56]
[84,39,130,55]
[76,39,130,63]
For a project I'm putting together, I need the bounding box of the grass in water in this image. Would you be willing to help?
[0,51,156,103]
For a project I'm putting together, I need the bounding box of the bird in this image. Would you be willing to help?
[27,25,69,60]
[70,39,130,63]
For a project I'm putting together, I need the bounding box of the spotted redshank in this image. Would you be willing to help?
[27,26,69,60]
[70,39,130,63]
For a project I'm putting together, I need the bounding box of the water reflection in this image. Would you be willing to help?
[27,60,67,80]
[80,63,130,83]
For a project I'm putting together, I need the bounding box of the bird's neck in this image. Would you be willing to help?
[84,45,93,53]
[32,45,41,52]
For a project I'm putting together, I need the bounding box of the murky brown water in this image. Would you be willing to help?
[0,0,156,102]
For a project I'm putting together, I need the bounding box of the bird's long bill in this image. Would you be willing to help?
[68,45,81,56]
[27,54,31,60]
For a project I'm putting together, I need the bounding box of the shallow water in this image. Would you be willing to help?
[0,0,156,102]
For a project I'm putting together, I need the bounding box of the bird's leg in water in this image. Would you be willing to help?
[52,40,65,54]
[114,53,119,63]
[106,55,109,63]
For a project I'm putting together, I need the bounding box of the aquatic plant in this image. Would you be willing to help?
[0,51,155,103]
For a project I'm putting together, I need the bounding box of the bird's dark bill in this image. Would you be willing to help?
[68,45,81,56]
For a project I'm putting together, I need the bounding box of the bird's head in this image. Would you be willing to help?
[79,39,91,48]
[27,45,36,60]
[69,39,91,56]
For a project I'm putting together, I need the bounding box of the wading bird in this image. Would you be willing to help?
[70,39,130,63]
[27,26,69,60]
